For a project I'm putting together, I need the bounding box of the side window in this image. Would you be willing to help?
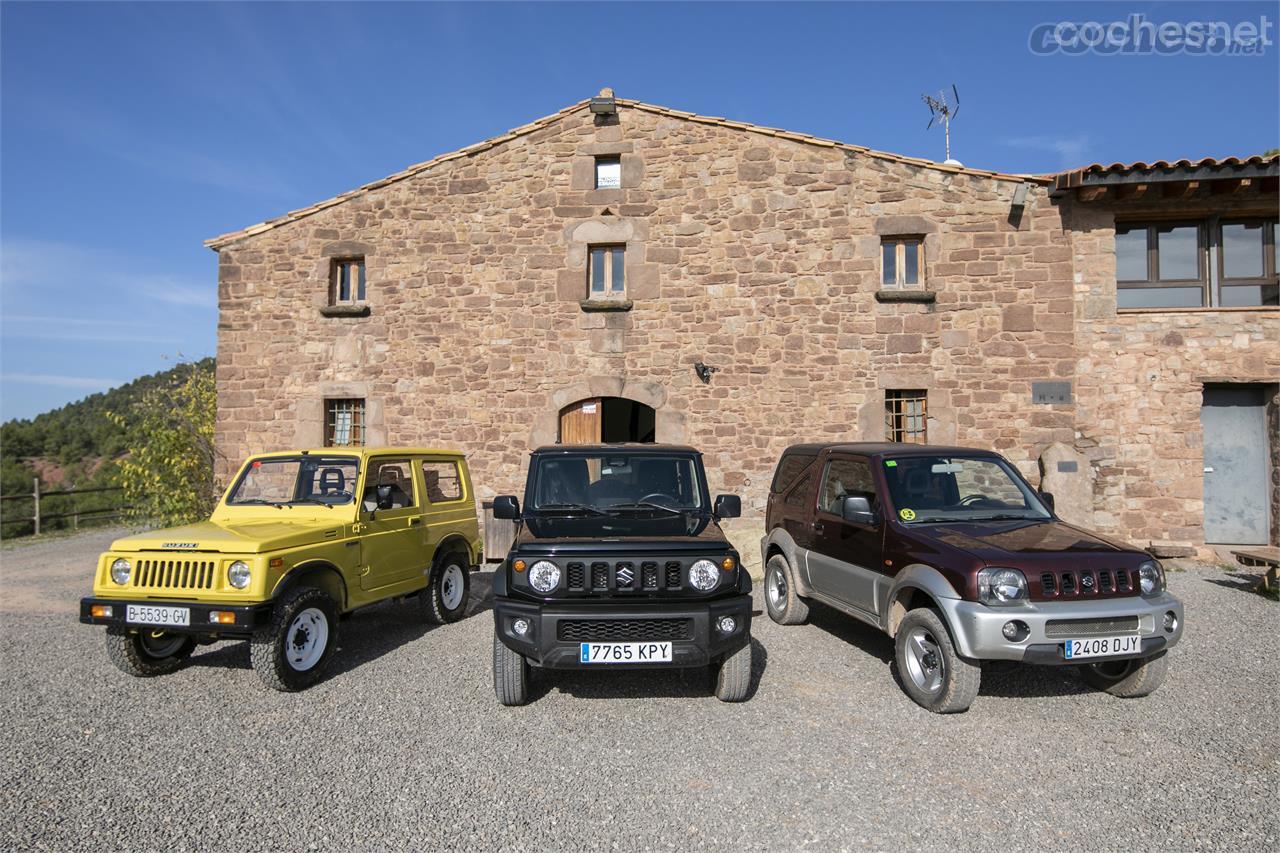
[422,460,464,503]
[771,452,817,493]
[783,471,814,508]
[363,458,417,512]
[819,458,876,515]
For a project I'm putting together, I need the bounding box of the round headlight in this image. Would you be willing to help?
[110,558,131,585]
[978,567,1027,604]
[227,561,252,590]
[689,560,719,591]
[528,561,560,593]
[1138,561,1164,596]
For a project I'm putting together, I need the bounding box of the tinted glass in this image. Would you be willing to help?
[1156,225,1200,280]
[1117,286,1204,309]
[1115,227,1148,281]
[227,456,360,506]
[771,452,818,492]
[819,458,876,514]
[882,242,896,286]
[531,454,704,511]
[903,241,919,285]
[883,456,1050,522]
[1221,222,1265,279]
[1220,284,1279,307]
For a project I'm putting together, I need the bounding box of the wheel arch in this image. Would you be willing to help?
[883,564,960,638]
[273,561,349,612]
[434,534,478,569]
[761,528,813,597]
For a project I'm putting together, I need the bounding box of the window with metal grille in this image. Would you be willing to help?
[885,390,927,444]
[881,237,924,289]
[325,398,365,447]
[330,257,366,306]
[588,245,625,298]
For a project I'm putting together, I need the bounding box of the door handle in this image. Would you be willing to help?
[813,521,825,534]
[346,541,359,548]
[409,518,422,526]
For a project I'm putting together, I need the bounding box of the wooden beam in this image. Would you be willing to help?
[1077,186,1110,202]
[1116,183,1150,200]
[1161,180,1201,199]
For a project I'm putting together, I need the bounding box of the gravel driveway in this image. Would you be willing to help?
[1,528,1276,850]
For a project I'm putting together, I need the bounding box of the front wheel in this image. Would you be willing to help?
[250,586,339,692]
[104,627,195,677]
[421,552,471,624]
[492,630,530,706]
[713,639,753,702]
[764,554,808,625]
[1081,652,1168,698]
[894,609,981,713]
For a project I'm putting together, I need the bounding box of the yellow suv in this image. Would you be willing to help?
[79,448,482,691]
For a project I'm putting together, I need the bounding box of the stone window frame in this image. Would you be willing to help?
[324,398,366,447]
[560,218,658,312]
[587,243,627,300]
[885,389,928,444]
[872,216,938,305]
[880,236,925,290]
[318,240,375,318]
[594,156,622,190]
[329,257,366,307]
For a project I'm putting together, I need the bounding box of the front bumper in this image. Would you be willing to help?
[937,591,1184,664]
[493,594,752,669]
[79,597,273,638]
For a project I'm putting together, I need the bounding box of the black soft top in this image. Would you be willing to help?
[531,444,701,456]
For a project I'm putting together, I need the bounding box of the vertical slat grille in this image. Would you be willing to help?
[591,562,609,590]
[567,562,586,590]
[664,561,682,589]
[1061,572,1077,595]
[1116,569,1130,591]
[1041,572,1056,595]
[641,561,659,590]
[132,559,215,591]
[1099,570,1113,593]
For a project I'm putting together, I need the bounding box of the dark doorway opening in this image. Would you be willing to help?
[559,397,656,444]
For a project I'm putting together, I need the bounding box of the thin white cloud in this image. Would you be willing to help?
[1,373,124,391]
[0,327,185,344]
[1001,135,1091,170]
[137,278,217,308]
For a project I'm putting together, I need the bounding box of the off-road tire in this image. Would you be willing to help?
[492,630,531,706]
[1081,651,1169,698]
[420,550,471,624]
[895,608,981,714]
[250,586,339,692]
[764,554,809,625]
[104,627,194,677]
[713,639,753,702]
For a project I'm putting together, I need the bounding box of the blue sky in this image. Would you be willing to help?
[1,1,1276,421]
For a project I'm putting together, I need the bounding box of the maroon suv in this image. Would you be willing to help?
[761,443,1184,713]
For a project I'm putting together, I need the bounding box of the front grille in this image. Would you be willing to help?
[1061,572,1076,595]
[665,561,682,588]
[1116,569,1130,591]
[1099,570,1113,593]
[1044,616,1140,639]
[641,561,659,590]
[558,618,693,642]
[557,559,688,593]
[566,562,586,589]
[591,562,609,590]
[615,562,635,589]
[133,559,216,591]
[1041,572,1056,595]
[1040,569,1135,598]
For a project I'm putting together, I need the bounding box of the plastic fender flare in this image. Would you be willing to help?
[273,561,349,612]
[433,535,478,571]
[882,564,962,637]
[760,528,813,598]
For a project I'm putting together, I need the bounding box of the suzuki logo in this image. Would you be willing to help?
[162,543,198,549]
[1081,573,1095,589]
[616,565,635,587]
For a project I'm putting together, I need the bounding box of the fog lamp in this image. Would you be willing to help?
[716,615,737,634]
[1001,620,1030,642]
[512,618,530,637]
[1163,611,1178,633]
[209,611,236,625]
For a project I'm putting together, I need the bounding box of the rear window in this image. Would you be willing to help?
[771,452,818,493]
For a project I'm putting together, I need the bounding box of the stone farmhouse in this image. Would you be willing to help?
[207,90,1279,560]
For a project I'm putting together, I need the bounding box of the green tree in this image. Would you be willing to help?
[110,360,221,527]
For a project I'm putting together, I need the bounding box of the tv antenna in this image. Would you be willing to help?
[923,85,961,163]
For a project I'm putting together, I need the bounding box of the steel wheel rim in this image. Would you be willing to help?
[440,564,465,611]
[139,631,186,659]
[767,565,787,610]
[903,627,946,695]
[286,607,329,672]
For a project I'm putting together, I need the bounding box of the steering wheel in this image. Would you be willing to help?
[960,495,1002,507]
[638,493,677,507]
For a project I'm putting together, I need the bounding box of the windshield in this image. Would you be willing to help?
[529,454,705,513]
[226,456,361,507]
[883,455,1051,523]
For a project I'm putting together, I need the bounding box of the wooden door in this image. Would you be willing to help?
[559,399,602,444]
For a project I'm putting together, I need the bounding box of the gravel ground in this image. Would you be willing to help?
[1,528,1276,850]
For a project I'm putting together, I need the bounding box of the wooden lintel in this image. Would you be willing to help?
[1077,186,1109,202]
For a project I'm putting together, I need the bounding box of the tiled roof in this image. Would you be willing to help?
[1052,153,1279,193]
[1070,154,1278,176]
[205,97,1046,249]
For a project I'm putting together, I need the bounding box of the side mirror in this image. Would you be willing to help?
[376,484,395,511]
[1039,491,1056,513]
[713,494,741,519]
[841,495,877,525]
[492,495,521,520]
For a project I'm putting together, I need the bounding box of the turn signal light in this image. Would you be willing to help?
[513,559,527,572]
[268,557,284,569]
[209,611,236,625]
[721,557,736,571]
[90,605,113,618]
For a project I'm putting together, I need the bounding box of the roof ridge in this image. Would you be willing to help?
[205,96,1048,249]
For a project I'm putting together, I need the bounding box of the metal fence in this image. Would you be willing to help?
[0,478,131,537]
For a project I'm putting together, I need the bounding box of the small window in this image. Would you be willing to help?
[588,245,626,298]
[363,458,416,511]
[783,471,814,508]
[819,458,877,515]
[330,258,366,306]
[1218,219,1278,307]
[881,238,923,289]
[325,398,365,447]
[1115,223,1206,308]
[595,156,622,189]
[771,452,818,493]
[885,390,927,444]
[422,460,463,503]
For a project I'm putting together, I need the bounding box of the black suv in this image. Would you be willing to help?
[490,444,753,705]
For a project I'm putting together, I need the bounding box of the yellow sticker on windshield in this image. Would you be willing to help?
[899,508,916,521]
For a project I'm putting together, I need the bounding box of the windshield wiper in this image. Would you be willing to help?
[536,503,613,517]
[285,499,334,509]
[610,502,684,516]
[234,499,285,509]
[967,514,1032,522]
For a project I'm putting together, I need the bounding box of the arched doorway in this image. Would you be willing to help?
[559,397,656,444]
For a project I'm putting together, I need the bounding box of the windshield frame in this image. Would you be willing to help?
[880,453,1053,525]
[223,454,363,509]
[525,451,710,515]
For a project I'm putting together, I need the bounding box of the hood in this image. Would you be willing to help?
[512,513,732,556]
[907,519,1145,567]
[109,519,344,555]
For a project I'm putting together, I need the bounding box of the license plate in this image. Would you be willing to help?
[125,604,190,627]
[579,642,673,664]
[1064,634,1140,660]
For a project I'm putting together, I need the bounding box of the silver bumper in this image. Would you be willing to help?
[937,592,1185,663]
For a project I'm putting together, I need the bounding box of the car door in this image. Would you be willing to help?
[420,456,471,568]
[357,457,427,592]
[807,455,884,615]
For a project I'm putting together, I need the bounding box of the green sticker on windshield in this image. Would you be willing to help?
[885,460,897,467]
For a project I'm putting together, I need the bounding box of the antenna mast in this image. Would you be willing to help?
[923,85,961,162]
